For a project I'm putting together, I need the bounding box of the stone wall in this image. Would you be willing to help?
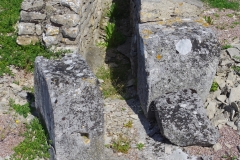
[17,0,104,72]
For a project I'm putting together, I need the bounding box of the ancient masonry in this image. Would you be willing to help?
[20,0,222,159]
[17,0,105,72]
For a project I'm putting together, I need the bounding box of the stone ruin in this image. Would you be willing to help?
[18,0,222,159]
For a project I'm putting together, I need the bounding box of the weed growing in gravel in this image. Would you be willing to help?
[9,99,31,118]
[222,44,232,49]
[204,16,214,25]
[233,55,240,61]
[11,118,50,160]
[111,135,130,153]
[202,0,240,10]
[136,143,144,150]
[232,65,240,73]
[210,81,219,92]
[124,120,133,128]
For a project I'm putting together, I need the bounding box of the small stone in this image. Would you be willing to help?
[42,33,58,47]
[126,79,135,87]
[98,79,104,83]
[45,25,59,36]
[216,95,227,103]
[231,102,239,112]
[226,121,237,130]
[225,143,232,149]
[214,76,226,89]
[9,83,22,92]
[206,101,217,119]
[62,26,79,39]
[227,48,240,62]
[213,143,222,151]
[60,0,81,13]
[17,36,39,45]
[20,11,46,21]
[50,14,80,27]
[21,0,44,11]
[130,114,138,120]
[164,145,172,154]
[35,24,42,36]
[229,85,240,103]
[18,23,35,35]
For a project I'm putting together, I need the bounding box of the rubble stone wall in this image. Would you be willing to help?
[17,0,104,72]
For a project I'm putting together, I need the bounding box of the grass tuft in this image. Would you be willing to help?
[210,81,219,92]
[202,0,240,10]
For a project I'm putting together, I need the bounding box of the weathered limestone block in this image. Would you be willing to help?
[50,14,80,27]
[21,0,44,11]
[137,22,221,118]
[18,23,35,35]
[34,53,104,160]
[139,0,203,23]
[60,0,81,14]
[61,37,79,45]
[20,11,46,22]
[16,35,39,45]
[154,89,219,146]
[45,24,59,36]
[42,33,58,47]
[62,26,79,39]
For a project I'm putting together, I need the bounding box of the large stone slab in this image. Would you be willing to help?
[154,89,219,146]
[137,22,220,118]
[34,53,104,160]
[139,0,203,23]
[21,0,44,11]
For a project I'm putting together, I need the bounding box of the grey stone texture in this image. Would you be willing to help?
[50,14,80,27]
[137,22,221,118]
[34,53,104,160]
[154,89,219,146]
[20,11,46,22]
[18,23,35,35]
[21,0,44,11]
[17,0,105,72]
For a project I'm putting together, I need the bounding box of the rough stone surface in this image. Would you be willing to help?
[18,23,35,35]
[50,14,80,27]
[42,34,58,47]
[35,24,42,36]
[229,85,240,103]
[34,53,104,160]
[62,26,79,39]
[45,24,59,36]
[20,11,46,22]
[139,0,203,23]
[16,35,39,45]
[21,0,44,11]
[137,22,221,117]
[154,89,219,147]
[60,0,81,13]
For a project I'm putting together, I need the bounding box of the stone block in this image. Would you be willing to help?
[45,24,59,36]
[42,33,59,47]
[20,11,46,22]
[60,0,81,14]
[62,26,79,39]
[21,0,44,11]
[139,0,202,23]
[137,22,220,118]
[154,89,219,146]
[50,14,80,27]
[34,53,104,160]
[35,24,42,36]
[16,35,39,45]
[18,23,35,35]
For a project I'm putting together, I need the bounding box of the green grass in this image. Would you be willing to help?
[10,118,50,160]
[123,120,133,128]
[202,0,240,10]
[0,0,69,76]
[210,81,219,92]
[111,135,130,153]
[222,44,232,49]
[204,16,214,25]
[9,99,31,118]
[96,53,131,99]
[232,65,240,73]
[0,0,22,34]
[136,143,144,150]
